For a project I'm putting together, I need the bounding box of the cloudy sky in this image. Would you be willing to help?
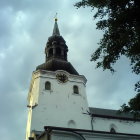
[0,0,139,140]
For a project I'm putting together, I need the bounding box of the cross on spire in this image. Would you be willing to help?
[52,13,60,36]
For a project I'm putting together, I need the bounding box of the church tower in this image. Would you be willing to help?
[26,19,91,140]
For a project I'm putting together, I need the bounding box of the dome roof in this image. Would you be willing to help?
[36,58,79,75]
[46,35,67,49]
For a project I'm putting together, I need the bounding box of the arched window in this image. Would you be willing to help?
[68,120,76,128]
[56,47,61,56]
[110,127,116,133]
[48,48,53,57]
[73,85,79,94]
[64,52,67,60]
[45,81,51,90]
[110,124,117,133]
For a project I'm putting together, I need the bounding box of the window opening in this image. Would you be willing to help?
[48,48,53,57]
[73,85,79,94]
[56,47,61,56]
[45,81,51,90]
[110,127,116,133]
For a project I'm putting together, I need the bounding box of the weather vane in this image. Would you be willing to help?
[54,12,58,21]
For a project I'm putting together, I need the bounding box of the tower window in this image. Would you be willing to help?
[73,85,79,94]
[68,120,76,128]
[110,124,117,133]
[110,127,116,133]
[64,52,67,60]
[48,48,53,57]
[56,47,61,56]
[45,81,51,90]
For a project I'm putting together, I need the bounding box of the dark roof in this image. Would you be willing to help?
[47,35,66,47]
[44,126,140,136]
[89,107,140,121]
[52,20,60,36]
[36,58,79,75]
[30,126,140,140]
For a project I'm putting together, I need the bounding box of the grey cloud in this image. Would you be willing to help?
[0,0,139,140]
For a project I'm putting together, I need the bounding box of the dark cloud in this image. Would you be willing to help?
[0,0,139,140]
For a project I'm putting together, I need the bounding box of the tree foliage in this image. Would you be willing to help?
[75,0,140,113]
[120,92,140,117]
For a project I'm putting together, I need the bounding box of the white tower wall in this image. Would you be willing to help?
[26,70,91,138]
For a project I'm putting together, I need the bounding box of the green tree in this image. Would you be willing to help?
[75,0,140,114]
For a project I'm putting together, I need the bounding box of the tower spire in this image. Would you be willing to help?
[36,18,79,75]
[52,13,60,36]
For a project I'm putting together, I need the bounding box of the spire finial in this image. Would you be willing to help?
[52,13,60,36]
[54,13,58,22]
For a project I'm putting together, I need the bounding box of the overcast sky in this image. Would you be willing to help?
[0,0,139,140]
